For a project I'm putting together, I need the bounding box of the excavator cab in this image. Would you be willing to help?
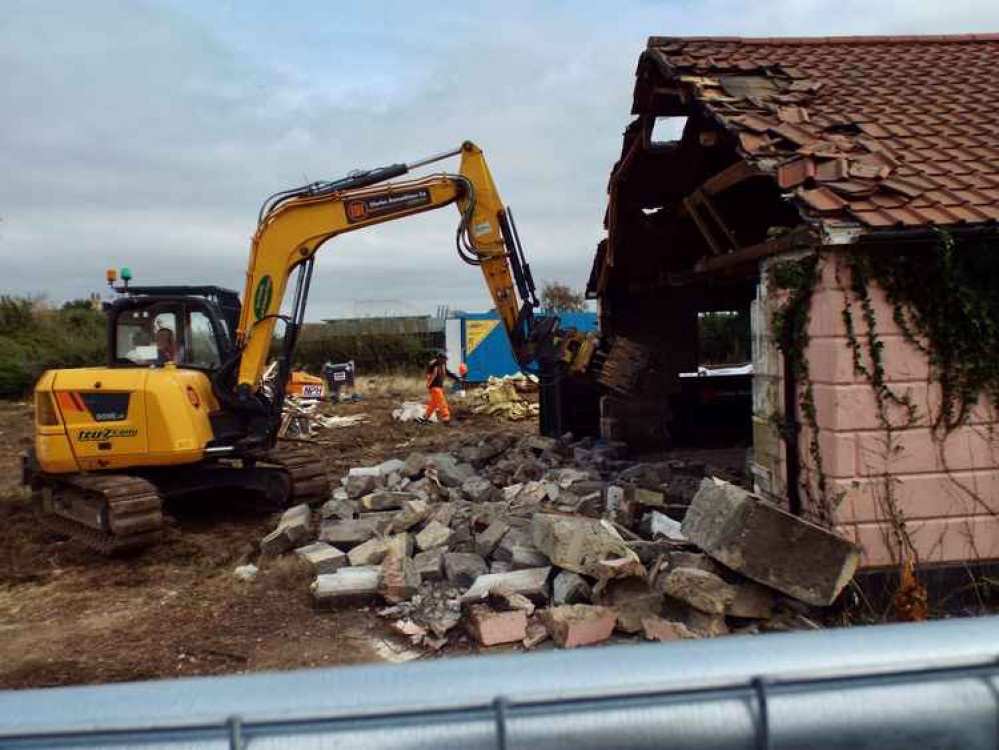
[104,283,240,372]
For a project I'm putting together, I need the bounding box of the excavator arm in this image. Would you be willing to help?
[224,141,600,434]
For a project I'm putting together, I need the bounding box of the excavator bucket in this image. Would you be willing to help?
[596,337,653,396]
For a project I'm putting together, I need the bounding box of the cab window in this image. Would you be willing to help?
[115,303,222,369]
[186,310,221,368]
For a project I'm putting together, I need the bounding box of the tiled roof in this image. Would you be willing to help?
[647,34,999,230]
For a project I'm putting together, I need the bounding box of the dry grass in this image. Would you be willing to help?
[358,373,426,399]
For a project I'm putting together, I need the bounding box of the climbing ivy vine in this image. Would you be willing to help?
[770,254,834,522]
[850,229,999,434]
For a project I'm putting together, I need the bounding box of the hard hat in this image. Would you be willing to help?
[459,363,468,376]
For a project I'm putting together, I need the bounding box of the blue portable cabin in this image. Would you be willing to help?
[444,310,597,383]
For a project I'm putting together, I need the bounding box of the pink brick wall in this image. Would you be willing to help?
[754,252,999,570]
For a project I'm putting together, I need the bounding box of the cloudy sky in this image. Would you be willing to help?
[2,1,997,320]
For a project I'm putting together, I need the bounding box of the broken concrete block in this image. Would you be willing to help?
[649,511,686,541]
[605,485,624,514]
[345,467,381,499]
[385,532,413,559]
[295,542,348,574]
[532,514,644,580]
[489,587,535,615]
[728,581,777,620]
[416,520,451,552]
[347,534,411,567]
[319,517,385,548]
[377,458,407,477]
[447,524,473,553]
[404,451,427,479]
[510,545,550,570]
[461,476,498,503]
[682,609,729,637]
[379,553,421,604]
[635,487,666,508]
[361,491,415,512]
[467,605,528,646]
[443,552,488,588]
[597,577,663,634]
[522,619,550,649]
[490,560,511,574]
[427,502,456,528]
[413,548,445,581]
[475,519,510,558]
[494,527,532,562]
[426,454,474,487]
[391,499,429,533]
[541,605,617,648]
[661,567,735,615]
[312,567,381,608]
[641,616,698,642]
[347,536,391,567]
[682,478,860,606]
[260,504,312,555]
[319,498,356,521]
[461,566,551,603]
[523,435,556,454]
[553,571,592,605]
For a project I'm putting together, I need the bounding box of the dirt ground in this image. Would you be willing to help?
[0,378,534,690]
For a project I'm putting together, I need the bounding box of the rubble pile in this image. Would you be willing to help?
[259,432,860,651]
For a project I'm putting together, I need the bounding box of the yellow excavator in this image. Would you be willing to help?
[24,142,643,552]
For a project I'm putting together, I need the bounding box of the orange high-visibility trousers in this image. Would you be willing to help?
[425,387,450,422]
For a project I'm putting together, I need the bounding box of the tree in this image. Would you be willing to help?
[540,281,586,314]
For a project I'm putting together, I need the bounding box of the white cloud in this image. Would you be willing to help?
[1,0,997,319]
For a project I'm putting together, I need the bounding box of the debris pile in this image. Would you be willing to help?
[468,374,539,421]
[259,432,860,651]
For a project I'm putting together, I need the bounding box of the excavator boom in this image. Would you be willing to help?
[219,141,602,444]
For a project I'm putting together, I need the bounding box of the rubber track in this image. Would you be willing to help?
[41,474,163,555]
[255,442,331,507]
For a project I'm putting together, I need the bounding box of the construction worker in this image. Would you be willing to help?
[418,351,462,425]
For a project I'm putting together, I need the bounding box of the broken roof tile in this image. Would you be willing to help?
[771,122,819,146]
[778,158,816,189]
[798,186,848,212]
[777,106,809,124]
[652,35,999,233]
[816,158,849,182]
[729,113,779,133]
[825,179,878,196]
[881,178,925,199]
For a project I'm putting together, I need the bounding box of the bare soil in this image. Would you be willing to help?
[0,378,533,690]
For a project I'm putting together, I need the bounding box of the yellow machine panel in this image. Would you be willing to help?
[37,366,218,473]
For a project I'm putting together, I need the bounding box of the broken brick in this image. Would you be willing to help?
[541,605,617,649]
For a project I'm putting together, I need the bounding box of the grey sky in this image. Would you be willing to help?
[2,0,997,320]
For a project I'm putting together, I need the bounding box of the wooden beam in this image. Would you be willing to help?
[694,226,816,276]
[701,160,759,196]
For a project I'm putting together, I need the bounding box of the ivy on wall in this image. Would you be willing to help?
[770,230,999,619]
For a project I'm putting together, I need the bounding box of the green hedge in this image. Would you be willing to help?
[0,297,106,399]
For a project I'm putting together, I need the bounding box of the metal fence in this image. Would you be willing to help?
[1,617,997,749]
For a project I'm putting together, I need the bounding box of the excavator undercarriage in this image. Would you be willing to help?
[29,441,329,554]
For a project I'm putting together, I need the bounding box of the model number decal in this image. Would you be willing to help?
[78,428,139,441]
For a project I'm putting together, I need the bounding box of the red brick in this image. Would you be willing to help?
[467,606,528,646]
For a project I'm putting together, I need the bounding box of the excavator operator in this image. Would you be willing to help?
[419,351,462,425]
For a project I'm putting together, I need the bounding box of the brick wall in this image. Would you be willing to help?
[752,252,999,569]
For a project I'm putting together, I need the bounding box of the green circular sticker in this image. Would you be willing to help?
[253,275,273,320]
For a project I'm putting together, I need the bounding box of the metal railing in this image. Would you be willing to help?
[1,617,997,749]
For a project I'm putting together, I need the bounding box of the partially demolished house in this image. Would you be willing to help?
[589,34,999,570]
